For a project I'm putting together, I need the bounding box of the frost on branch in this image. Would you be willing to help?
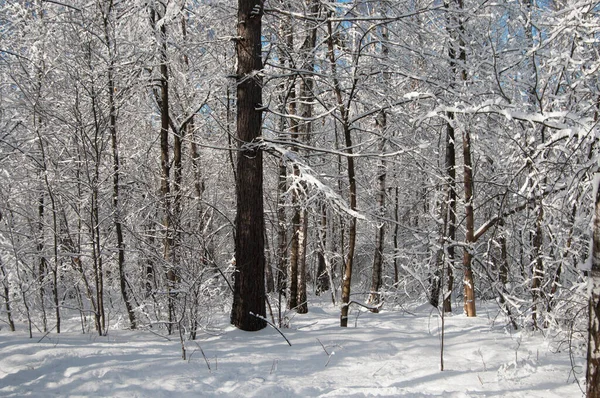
[252,139,364,220]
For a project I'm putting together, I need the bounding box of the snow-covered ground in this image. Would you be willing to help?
[0,300,585,397]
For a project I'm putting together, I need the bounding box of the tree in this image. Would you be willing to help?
[230,0,267,331]
[101,0,137,330]
[587,177,600,397]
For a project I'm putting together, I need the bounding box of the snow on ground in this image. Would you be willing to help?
[0,300,585,397]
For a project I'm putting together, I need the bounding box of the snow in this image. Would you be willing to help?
[0,301,584,397]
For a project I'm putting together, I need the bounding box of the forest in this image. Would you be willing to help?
[0,0,600,395]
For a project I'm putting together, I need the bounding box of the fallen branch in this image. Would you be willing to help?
[191,342,212,372]
[250,312,292,346]
[316,338,335,367]
[343,300,384,313]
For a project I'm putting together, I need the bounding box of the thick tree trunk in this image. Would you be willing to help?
[230,0,267,331]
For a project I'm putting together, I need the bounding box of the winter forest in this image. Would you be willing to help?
[1,0,600,396]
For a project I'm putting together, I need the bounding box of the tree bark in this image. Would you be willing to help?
[369,112,386,307]
[103,2,136,330]
[444,115,457,313]
[0,256,15,332]
[327,12,357,327]
[462,127,476,317]
[150,4,176,334]
[316,202,330,295]
[446,0,475,317]
[295,1,318,313]
[230,0,267,331]
[37,189,48,331]
[587,178,600,398]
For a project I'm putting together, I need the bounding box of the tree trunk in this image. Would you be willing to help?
[430,187,447,309]
[393,186,399,285]
[327,13,357,327]
[103,4,136,330]
[295,1,318,313]
[368,112,386,307]
[531,204,544,328]
[37,189,48,331]
[462,127,476,317]
[296,209,308,313]
[288,195,299,310]
[151,5,176,334]
[276,159,288,295]
[587,178,600,398]
[446,0,475,317]
[275,17,290,297]
[444,115,457,313]
[340,138,357,327]
[0,256,15,332]
[230,0,267,331]
[316,202,330,295]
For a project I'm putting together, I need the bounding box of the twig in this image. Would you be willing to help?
[296,322,318,330]
[316,338,335,367]
[477,348,487,371]
[344,300,385,312]
[316,337,329,355]
[37,324,57,343]
[194,342,212,373]
[250,312,292,346]
[142,326,172,341]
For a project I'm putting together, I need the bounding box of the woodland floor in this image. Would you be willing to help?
[0,298,586,397]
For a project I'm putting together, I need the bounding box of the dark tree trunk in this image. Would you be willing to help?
[103,3,136,330]
[37,190,48,331]
[316,202,330,295]
[295,1,318,313]
[327,13,357,327]
[0,256,15,332]
[151,5,176,334]
[531,204,544,328]
[230,0,267,331]
[445,0,475,317]
[393,186,399,285]
[296,210,308,313]
[444,115,457,313]
[369,112,386,307]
